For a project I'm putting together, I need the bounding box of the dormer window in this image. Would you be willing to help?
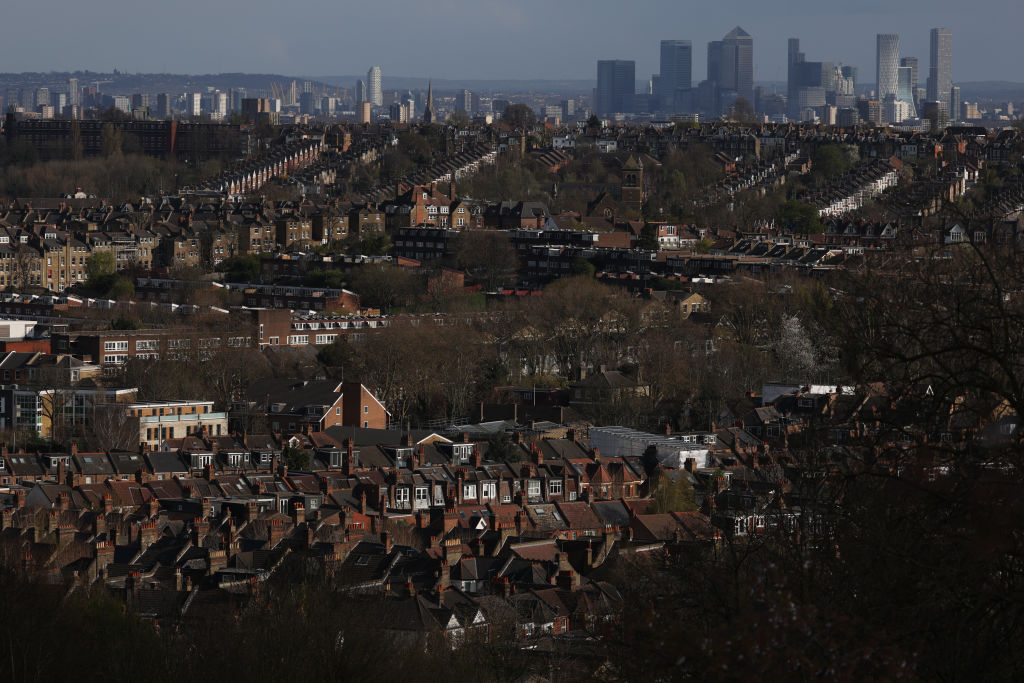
[328,450,343,468]
[190,453,212,468]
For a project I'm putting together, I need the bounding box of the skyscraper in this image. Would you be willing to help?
[657,40,692,111]
[899,57,919,105]
[356,79,366,104]
[157,93,171,119]
[927,28,952,111]
[787,38,836,119]
[367,66,383,107]
[705,27,753,115]
[897,66,917,118]
[595,60,636,115]
[186,92,201,117]
[67,77,79,108]
[721,26,754,106]
[876,34,900,101]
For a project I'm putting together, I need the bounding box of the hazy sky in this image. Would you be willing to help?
[2,0,1020,83]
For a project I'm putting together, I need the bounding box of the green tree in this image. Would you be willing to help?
[777,200,825,234]
[217,254,262,282]
[486,431,521,462]
[86,252,116,281]
[111,315,141,330]
[107,277,135,300]
[571,256,596,277]
[283,445,311,470]
[303,268,346,289]
[812,144,852,182]
[317,338,354,368]
[637,223,660,251]
[356,232,393,256]
[649,471,697,513]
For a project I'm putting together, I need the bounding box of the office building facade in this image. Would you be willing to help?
[927,28,952,111]
[657,40,692,111]
[595,60,636,115]
[876,34,900,102]
[367,66,383,107]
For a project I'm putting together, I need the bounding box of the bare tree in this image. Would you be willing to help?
[90,403,140,452]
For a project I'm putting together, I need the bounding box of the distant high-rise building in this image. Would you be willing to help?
[355,79,366,104]
[657,40,692,111]
[359,101,372,124]
[706,28,753,114]
[876,34,900,102]
[927,28,952,111]
[787,38,804,115]
[299,91,317,115]
[212,91,228,120]
[113,95,131,114]
[230,88,246,113]
[897,66,917,118]
[157,93,172,119]
[367,66,383,107]
[833,65,855,98]
[707,41,723,84]
[900,57,919,106]
[389,101,409,123]
[949,85,961,123]
[561,99,575,120]
[921,100,949,131]
[721,26,753,106]
[456,89,472,114]
[186,92,201,117]
[595,59,636,115]
[67,78,79,108]
[287,81,298,107]
[242,98,270,121]
[858,98,883,126]
[786,38,834,118]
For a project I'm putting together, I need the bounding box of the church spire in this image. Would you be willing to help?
[423,79,435,124]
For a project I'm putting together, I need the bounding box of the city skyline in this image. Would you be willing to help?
[0,1,1018,83]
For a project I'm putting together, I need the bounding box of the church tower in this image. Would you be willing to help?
[423,80,436,124]
[620,156,643,217]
